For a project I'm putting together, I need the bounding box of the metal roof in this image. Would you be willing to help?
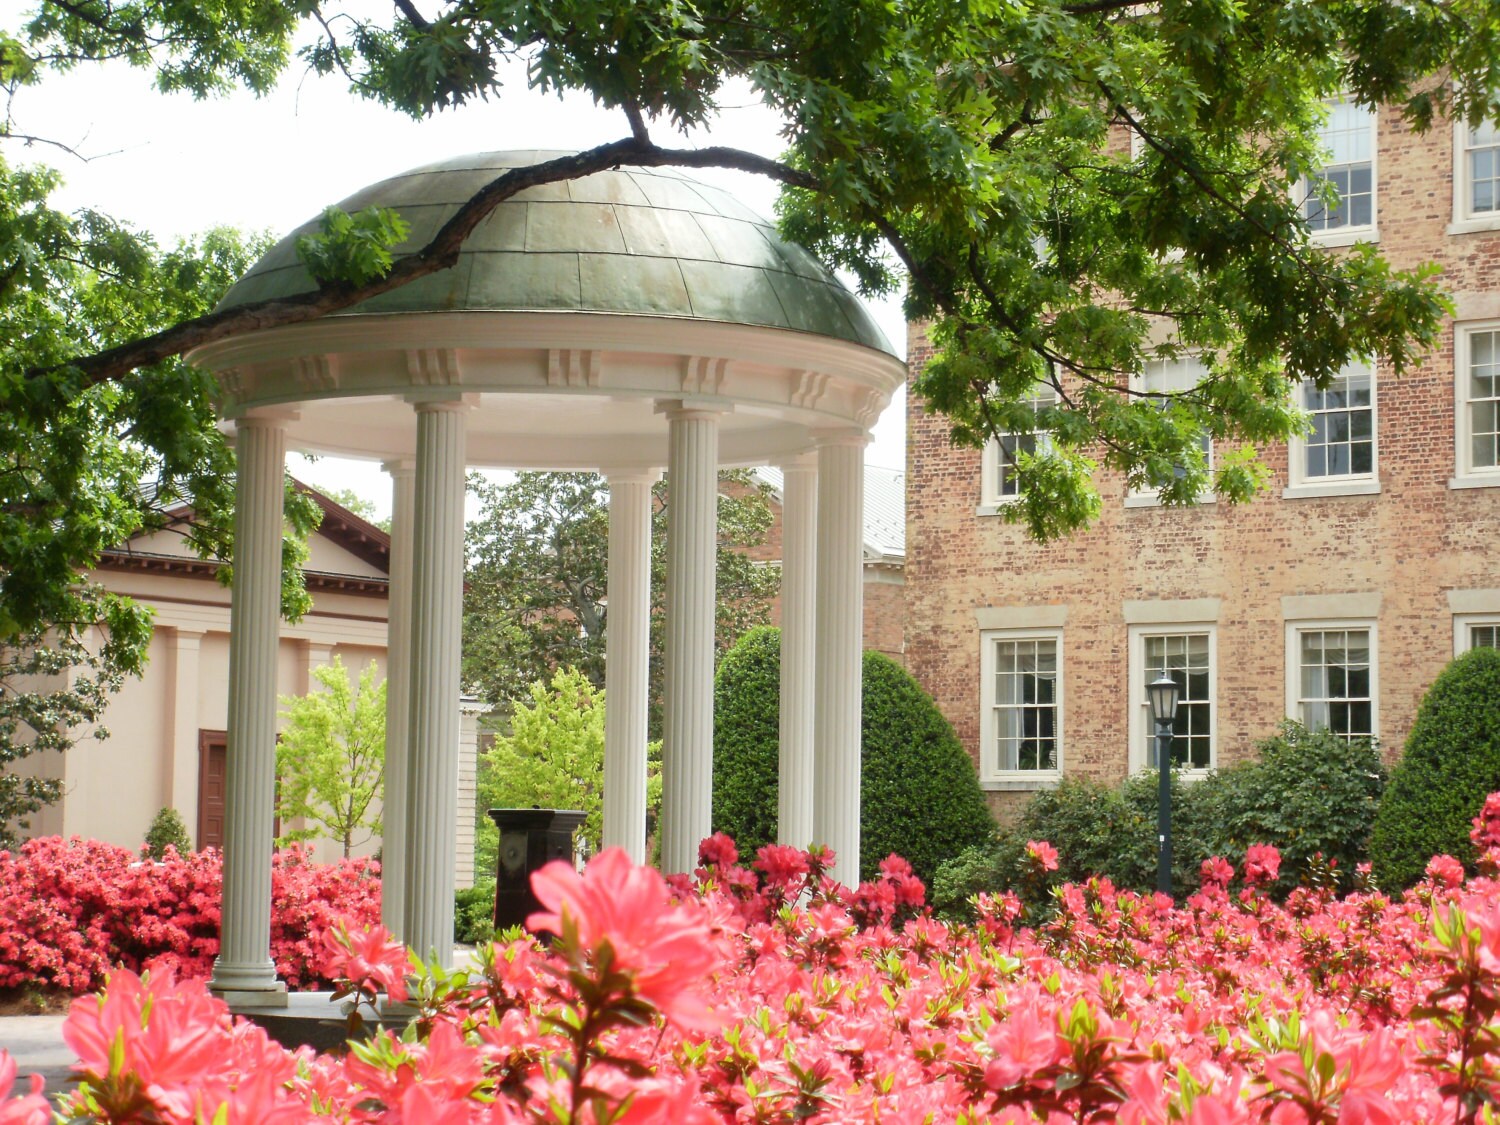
[218,150,896,357]
[753,464,905,564]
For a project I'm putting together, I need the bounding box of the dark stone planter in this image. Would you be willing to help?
[488,808,587,934]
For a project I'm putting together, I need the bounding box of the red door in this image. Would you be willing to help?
[197,730,227,850]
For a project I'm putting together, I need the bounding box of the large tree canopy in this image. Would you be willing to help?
[2,0,1495,650]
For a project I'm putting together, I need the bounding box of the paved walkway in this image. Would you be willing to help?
[0,1015,72,1094]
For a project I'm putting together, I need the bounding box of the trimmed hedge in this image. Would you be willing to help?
[1371,647,1500,889]
[711,627,996,885]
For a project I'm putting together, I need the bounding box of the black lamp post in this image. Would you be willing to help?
[1148,672,1181,896]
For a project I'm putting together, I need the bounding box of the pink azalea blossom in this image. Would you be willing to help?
[0,1052,49,1125]
[1243,844,1281,886]
[1026,839,1060,872]
[1425,853,1466,888]
[322,920,410,1002]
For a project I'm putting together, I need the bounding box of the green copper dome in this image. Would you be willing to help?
[219,150,895,357]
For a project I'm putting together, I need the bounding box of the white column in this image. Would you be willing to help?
[659,404,721,874]
[813,432,868,887]
[381,459,415,938]
[602,469,658,862]
[402,401,467,966]
[165,629,204,821]
[777,454,818,848]
[211,413,290,1002]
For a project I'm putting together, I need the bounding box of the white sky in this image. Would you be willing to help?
[11,22,908,519]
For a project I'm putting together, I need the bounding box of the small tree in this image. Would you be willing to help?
[275,657,385,858]
[142,806,192,860]
[475,668,661,877]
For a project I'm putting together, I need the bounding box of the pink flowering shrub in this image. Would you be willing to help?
[0,837,380,993]
[4,795,1500,1122]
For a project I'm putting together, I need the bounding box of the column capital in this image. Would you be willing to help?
[601,467,663,486]
[382,457,416,478]
[230,407,300,431]
[812,427,871,449]
[775,451,819,474]
[408,394,478,414]
[654,397,734,420]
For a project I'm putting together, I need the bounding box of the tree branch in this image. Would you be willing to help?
[27,139,818,392]
[392,0,432,31]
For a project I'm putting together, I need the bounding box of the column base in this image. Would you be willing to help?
[209,960,288,1007]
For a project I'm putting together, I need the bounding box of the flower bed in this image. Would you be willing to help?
[0,837,381,993]
[4,799,1500,1123]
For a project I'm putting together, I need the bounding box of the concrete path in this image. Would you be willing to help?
[0,1015,73,1095]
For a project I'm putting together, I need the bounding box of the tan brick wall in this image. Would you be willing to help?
[905,108,1500,812]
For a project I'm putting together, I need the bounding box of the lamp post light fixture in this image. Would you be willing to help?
[1148,672,1182,897]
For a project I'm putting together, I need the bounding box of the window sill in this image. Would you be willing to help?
[981,774,1062,792]
[1448,215,1500,236]
[1281,479,1382,499]
[975,502,1016,517]
[1123,494,1216,509]
[1309,227,1379,249]
[1450,474,1500,490]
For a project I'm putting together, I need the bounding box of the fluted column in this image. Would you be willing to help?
[813,432,868,887]
[602,469,658,861]
[659,403,721,874]
[402,402,467,966]
[777,454,818,848]
[211,413,290,1002]
[381,458,415,938]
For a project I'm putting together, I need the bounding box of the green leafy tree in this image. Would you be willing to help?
[275,657,386,858]
[463,471,777,732]
[317,487,391,533]
[0,631,124,847]
[0,0,1496,694]
[475,667,662,877]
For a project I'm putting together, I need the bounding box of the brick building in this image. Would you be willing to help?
[905,103,1500,817]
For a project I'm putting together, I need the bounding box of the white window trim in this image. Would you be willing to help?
[1299,98,1379,247]
[1284,618,1380,743]
[1451,320,1500,488]
[1127,623,1218,779]
[979,433,1053,513]
[1449,119,1500,235]
[1455,614,1500,656]
[1284,361,1381,498]
[1126,356,1216,508]
[979,627,1064,791]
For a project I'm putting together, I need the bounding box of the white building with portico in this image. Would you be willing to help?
[186,151,905,1002]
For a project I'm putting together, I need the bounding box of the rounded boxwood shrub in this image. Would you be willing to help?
[711,627,996,886]
[1371,647,1500,889]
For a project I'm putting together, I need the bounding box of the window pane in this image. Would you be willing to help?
[1468,331,1500,471]
[1301,364,1376,480]
[1473,624,1500,649]
[993,638,1059,773]
[1303,99,1374,234]
[1471,125,1500,214]
[1297,629,1374,742]
[1142,631,1212,769]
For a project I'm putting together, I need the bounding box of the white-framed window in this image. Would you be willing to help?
[1126,355,1214,506]
[979,629,1062,787]
[1455,615,1500,654]
[1128,626,1217,775]
[979,383,1058,510]
[1300,98,1377,244]
[1286,361,1380,497]
[1451,119,1500,234]
[1286,622,1378,743]
[1453,322,1500,487]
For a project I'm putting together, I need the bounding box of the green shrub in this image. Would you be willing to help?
[932,722,1386,916]
[711,628,997,887]
[142,806,191,861]
[1190,723,1385,894]
[454,880,496,945]
[1371,647,1500,889]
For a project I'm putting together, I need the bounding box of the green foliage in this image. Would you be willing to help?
[0,631,125,848]
[475,668,662,878]
[463,471,776,734]
[711,628,996,887]
[1371,647,1500,889]
[934,724,1387,915]
[142,806,191,861]
[454,880,496,945]
[296,206,411,287]
[275,657,386,858]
